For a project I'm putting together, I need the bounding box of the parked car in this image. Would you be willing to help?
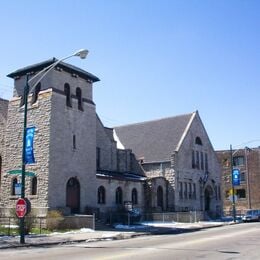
[242,209,260,222]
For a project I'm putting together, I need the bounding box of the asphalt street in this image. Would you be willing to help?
[0,222,259,260]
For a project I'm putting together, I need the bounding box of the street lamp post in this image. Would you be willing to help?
[19,49,88,244]
[230,144,236,223]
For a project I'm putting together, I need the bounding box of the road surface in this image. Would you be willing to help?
[1,222,260,259]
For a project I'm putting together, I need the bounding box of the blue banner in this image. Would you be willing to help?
[232,169,240,186]
[25,127,36,164]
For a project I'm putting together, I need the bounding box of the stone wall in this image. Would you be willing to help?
[175,113,222,213]
[0,98,8,156]
[0,90,52,215]
[96,177,145,214]
[48,88,97,212]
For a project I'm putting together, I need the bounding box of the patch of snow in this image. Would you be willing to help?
[114,224,148,230]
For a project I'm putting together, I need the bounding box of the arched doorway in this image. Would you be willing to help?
[66,177,80,214]
[157,186,163,210]
[204,185,213,211]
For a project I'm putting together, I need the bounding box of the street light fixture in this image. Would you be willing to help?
[19,49,88,244]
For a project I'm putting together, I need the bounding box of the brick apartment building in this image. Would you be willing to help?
[216,147,260,213]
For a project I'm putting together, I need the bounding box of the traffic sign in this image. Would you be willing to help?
[229,195,238,202]
[16,198,27,218]
[229,189,237,196]
[7,169,36,177]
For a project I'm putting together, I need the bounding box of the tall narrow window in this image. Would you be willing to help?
[193,183,196,199]
[196,151,200,169]
[192,150,195,168]
[179,182,183,199]
[31,83,41,104]
[200,152,204,170]
[31,176,37,195]
[188,183,192,199]
[205,153,208,171]
[184,183,188,199]
[115,187,123,204]
[11,178,17,195]
[132,188,138,205]
[73,134,76,149]
[76,87,83,111]
[64,83,72,107]
[240,172,246,182]
[98,186,106,204]
[96,147,101,169]
[157,186,163,209]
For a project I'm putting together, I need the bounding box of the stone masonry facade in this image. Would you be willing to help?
[0,59,222,220]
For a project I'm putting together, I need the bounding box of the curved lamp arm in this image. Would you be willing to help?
[28,49,88,92]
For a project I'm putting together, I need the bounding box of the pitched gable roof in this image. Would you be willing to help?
[114,112,194,163]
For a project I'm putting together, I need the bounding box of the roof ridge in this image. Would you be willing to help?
[114,112,194,128]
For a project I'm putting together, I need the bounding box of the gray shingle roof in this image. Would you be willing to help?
[114,113,194,163]
[7,58,100,83]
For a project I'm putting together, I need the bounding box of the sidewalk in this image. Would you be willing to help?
[0,221,231,249]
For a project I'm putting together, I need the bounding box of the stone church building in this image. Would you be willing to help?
[0,59,222,218]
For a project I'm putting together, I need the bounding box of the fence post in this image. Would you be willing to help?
[93,213,95,230]
[128,213,130,226]
[162,212,165,223]
[8,217,11,236]
[40,217,42,234]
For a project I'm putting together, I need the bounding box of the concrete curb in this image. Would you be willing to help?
[0,222,233,249]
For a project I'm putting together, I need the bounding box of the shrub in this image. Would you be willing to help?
[46,210,64,231]
[9,208,36,235]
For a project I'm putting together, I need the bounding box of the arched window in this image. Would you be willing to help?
[31,83,41,104]
[115,187,123,205]
[132,188,138,205]
[98,186,106,204]
[157,186,163,209]
[11,178,18,195]
[76,87,83,110]
[31,176,37,195]
[195,137,203,145]
[64,83,72,107]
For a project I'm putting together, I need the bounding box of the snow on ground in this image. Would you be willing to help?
[114,221,178,230]
[50,228,94,236]
[113,220,231,230]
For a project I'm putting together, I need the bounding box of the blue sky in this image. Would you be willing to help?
[0,0,259,150]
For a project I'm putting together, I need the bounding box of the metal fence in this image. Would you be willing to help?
[107,211,204,226]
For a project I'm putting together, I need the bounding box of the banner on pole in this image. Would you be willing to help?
[232,169,240,186]
[25,127,36,164]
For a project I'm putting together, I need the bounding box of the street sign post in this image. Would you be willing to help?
[16,198,27,218]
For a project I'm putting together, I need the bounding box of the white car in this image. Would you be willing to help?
[242,209,260,222]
